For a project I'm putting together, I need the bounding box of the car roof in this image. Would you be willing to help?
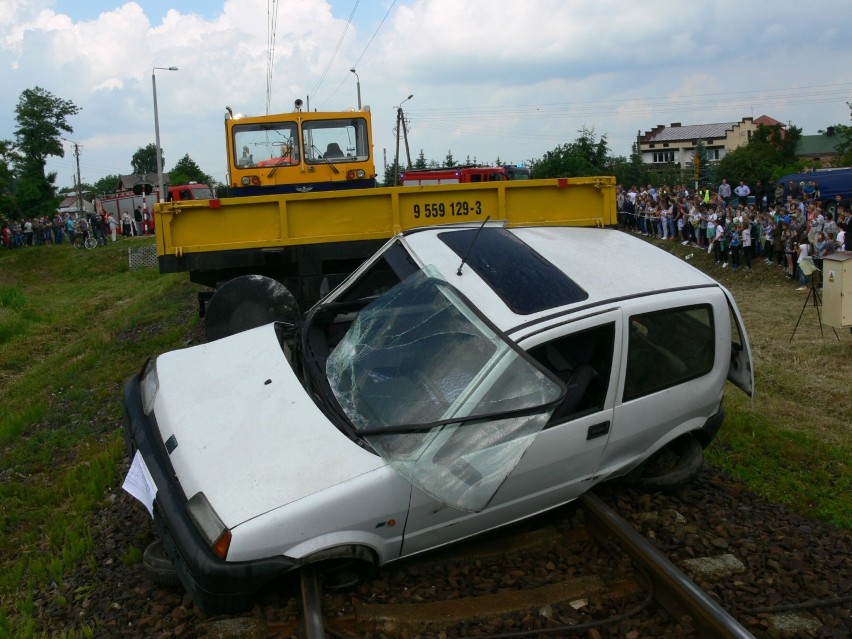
[403,225,718,332]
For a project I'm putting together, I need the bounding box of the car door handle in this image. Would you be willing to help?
[586,421,610,440]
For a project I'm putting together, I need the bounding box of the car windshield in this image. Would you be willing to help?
[325,266,563,511]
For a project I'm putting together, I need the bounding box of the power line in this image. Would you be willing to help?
[307,1,359,101]
[315,0,398,108]
[266,0,279,114]
[409,83,852,121]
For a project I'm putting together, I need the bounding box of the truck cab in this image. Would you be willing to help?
[225,102,377,197]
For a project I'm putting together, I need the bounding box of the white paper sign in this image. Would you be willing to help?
[122,450,158,518]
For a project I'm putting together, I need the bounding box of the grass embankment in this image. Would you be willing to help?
[0,230,848,637]
[0,237,200,637]
[645,235,851,528]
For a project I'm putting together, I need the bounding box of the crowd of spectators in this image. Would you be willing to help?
[617,180,849,290]
[3,183,848,296]
[0,207,152,249]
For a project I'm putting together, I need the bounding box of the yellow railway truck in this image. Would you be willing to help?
[155,103,617,338]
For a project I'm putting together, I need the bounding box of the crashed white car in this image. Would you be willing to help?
[122,224,753,612]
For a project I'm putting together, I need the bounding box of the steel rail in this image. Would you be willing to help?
[300,567,327,639]
[580,492,756,639]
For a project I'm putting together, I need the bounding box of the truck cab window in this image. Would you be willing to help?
[303,118,369,164]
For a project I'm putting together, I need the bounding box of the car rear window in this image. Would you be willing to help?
[438,228,588,315]
[623,304,715,401]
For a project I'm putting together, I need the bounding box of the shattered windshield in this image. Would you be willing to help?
[325,266,563,511]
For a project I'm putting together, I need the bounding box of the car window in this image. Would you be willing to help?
[623,304,714,401]
[438,228,588,314]
[331,240,419,307]
[325,266,563,512]
[528,323,615,423]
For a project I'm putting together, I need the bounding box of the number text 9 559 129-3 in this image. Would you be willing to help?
[413,201,483,219]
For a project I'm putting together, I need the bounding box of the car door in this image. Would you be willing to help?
[596,291,728,480]
[722,286,754,397]
[399,310,622,558]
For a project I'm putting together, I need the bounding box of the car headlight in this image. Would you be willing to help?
[187,492,232,559]
[140,359,159,416]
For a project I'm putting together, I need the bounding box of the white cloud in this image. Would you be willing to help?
[0,0,847,190]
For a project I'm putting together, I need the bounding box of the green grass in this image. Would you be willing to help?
[0,237,201,637]
[0,231,849,637]
[644,234,851,529]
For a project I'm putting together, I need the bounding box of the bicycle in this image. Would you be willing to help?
[72,231,98,250]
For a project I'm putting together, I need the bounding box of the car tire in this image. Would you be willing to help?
[143,540,181,586]
[630,433,704,492]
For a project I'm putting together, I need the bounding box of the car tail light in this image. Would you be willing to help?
[346,169,366,180]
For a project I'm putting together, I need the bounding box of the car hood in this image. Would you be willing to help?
[150,323,385,528]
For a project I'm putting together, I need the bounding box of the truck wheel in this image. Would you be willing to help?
[205,275,299,341]
[629,433,704,492]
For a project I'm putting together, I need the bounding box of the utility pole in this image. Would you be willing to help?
[62,138,84,215]
[393,94,414,186]
[74,142,83,215]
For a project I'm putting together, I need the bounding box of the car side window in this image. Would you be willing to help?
[623,304,715,402]
[528,323,615,424]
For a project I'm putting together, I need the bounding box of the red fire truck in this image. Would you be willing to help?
[97,183,213,231]
[400,165,508,186]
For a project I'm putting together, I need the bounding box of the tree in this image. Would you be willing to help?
[131,143,160,176]
[529,127,610,178]
[444,151,456,168]
[383,158,402,186]
[691,139,714,187]
[92,174,122,197]
[168,154,213,187]
[830,123,852,167]
[611,142,648,188]
[13,86,80,218]
[717,124,802,187]
[0,140,21,219]
[414,150,428,170]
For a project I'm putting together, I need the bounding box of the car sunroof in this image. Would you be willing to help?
[438,228,588,314]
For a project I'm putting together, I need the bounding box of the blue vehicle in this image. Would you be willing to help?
[779,168,852,214]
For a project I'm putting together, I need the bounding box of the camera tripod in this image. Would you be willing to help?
[790,270,839,342]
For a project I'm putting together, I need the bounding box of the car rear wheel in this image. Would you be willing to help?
[628,433,704,492]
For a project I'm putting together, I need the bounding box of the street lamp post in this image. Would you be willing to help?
[152,66,178,204]
[350,68,361,109]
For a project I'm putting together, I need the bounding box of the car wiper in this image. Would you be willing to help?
[309,145,340,174]
[356,400,561,436]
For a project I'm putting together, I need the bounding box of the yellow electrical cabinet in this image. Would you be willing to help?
[821,252,852,328]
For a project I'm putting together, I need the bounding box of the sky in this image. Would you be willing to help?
[1,0,850,194]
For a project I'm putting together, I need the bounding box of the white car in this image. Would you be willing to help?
[122,223,753,613]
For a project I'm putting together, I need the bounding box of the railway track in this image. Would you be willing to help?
[32,462,850,637]
[255,492,758,639]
